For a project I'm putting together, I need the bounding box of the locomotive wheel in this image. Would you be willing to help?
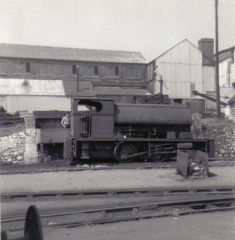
[114,142,147,163]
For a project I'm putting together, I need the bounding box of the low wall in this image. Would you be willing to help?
[203,119,235,159]
[0,131,25,164]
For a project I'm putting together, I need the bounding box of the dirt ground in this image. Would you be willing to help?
[1,166,235,194]
[44,211,235,240]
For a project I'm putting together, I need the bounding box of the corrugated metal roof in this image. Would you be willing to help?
[0,43,146,64]
[0,78,151,97]
[0,78,65,96]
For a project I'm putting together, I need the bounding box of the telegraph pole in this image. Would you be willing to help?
[159,75,163,103]
[76,65,80,92]
[215,0,221,117]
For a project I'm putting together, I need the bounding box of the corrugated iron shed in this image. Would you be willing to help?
[0,43,146,64]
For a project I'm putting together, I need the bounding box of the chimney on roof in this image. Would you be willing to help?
[198,38,214,63]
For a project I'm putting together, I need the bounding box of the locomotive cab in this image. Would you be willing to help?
[64,98,115,163]
[71,98,115,139]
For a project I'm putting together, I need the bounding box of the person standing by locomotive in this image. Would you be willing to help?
[190,113,206,139]
[61,113,70,128]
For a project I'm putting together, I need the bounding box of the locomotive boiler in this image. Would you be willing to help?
[64,97,214,165]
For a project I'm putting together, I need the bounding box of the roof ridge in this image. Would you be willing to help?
[0,43,146,63]
[0,42,143,55]
[152,39,196,61]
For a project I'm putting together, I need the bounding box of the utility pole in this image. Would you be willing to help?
[215,0,221,117]
[159,75,163,103]
[76,65,80,92]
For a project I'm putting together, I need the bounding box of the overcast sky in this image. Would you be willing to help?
[0,0,234,61]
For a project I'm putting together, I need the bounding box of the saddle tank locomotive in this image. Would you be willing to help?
[64,98,214,165]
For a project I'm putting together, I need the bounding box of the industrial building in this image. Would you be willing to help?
[148,38,235,115]
[0,41,234,116]
[0,43,150,113]
[148,39,214,98]
[218,46,235,96]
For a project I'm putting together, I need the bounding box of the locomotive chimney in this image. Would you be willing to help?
[198,38,214,63]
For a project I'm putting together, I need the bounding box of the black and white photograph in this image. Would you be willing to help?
[0,0,235,239]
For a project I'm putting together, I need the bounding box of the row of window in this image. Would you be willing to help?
[25,62,119,76]
[72,64,119,76]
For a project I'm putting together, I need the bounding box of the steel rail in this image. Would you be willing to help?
[1,186,235,201]
[48,205,235,229]
[2,195,235,225]
[1,159,234,175]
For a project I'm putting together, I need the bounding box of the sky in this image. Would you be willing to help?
[0,0,234,61]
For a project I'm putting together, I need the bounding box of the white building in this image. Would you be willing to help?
[218,46,235,99]
[147,38,235,114]
[148,39,215,99]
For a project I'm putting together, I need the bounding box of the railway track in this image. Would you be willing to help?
[2,186,235,201]
[2,194,235,223]
[2,193,235,240]
[2,186,235,240]
[1,159,235,175]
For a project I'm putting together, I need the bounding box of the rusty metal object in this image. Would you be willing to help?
[177,150,209,178]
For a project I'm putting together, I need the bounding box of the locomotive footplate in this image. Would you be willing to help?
[69,138,214,164]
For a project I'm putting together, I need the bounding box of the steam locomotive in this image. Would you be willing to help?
[63,97,214,165]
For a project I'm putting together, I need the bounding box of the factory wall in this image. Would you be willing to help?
[154,40,203,98]
[0,58,147,88]
[219,58,235,88]
[202,66,215,93]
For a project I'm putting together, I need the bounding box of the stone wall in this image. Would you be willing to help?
[0,131,25,164]
[203,120,235,159]
[0,114,39,165]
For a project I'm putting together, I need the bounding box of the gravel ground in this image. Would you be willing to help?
[44,211,235,240]
[1,166,235,194]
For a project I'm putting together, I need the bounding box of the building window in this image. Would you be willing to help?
[115,66,119,76]
[94,66,98,75]
[26,62,30,72]
[72,65,77,74]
